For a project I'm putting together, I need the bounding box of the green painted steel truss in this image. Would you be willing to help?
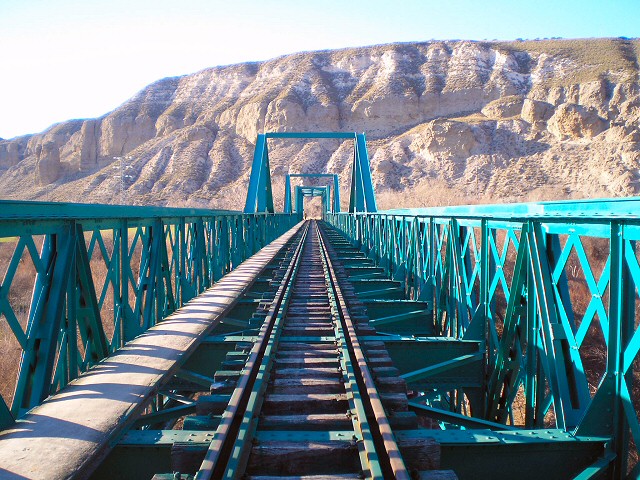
[4,129,640,479]
[0,200,297,426]
[327,197,640,478]
[285,173,340,214]
[244,132,377,214]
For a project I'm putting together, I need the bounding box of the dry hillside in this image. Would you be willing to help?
[0,38,639,210]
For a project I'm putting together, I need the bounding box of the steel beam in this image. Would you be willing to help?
[396,429,606,480]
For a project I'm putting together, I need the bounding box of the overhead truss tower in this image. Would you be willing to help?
[243,132,377,214]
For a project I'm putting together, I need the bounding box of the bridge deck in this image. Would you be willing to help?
[0,223,303,480]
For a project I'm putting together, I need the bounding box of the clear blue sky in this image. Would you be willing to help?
[0,0,638,139]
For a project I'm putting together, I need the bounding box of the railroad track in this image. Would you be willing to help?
[175,221,449,480]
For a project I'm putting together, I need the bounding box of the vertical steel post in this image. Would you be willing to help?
[284,175,292,214]
[244,134,267,213]
[14,227,75,412]
[349,141,365,213]
[609,221,630,476]
[121,220,136,342]
[256,141,274,213]
[333,174,340,212]
[355,133,377,212]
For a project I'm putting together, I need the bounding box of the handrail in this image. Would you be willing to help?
[326,199,640,477]
[0,201,297,424]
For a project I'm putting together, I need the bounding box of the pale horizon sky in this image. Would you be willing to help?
[1,0,639,139]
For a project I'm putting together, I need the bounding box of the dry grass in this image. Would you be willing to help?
[376,177,607,211]
[376,178,493,209]
[495,37,639,86]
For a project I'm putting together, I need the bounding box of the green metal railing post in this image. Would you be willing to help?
[609,221,630,477]
[14,228,75,413]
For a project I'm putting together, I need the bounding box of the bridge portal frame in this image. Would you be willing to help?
[284,173,340,214]
[243,132,377,214]
[294,185,331,216]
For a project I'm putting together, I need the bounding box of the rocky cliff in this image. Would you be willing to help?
[1,38,639,209]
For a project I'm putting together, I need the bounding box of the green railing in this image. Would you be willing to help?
[327,197,640,476]
[0,200,297,424]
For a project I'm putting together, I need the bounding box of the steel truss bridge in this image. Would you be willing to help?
[0,132,638,479]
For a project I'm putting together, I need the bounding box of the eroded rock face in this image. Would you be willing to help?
[481,95,525,119]
[98,76,180,158]
[80,119,100,170]
[99,113,156,158]
[578,80,609,116]
[36,141,61,184]
[424,120,478,158]
[0,38,639,205]
[547,103,608,139]
[521,99,554,128]
[234,102,268,142]
[0,138,25,168]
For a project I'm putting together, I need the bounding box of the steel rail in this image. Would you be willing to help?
[318,228,388,478]
[317,223,411,480]
[195,223,310,479]
[195,220,409,479]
